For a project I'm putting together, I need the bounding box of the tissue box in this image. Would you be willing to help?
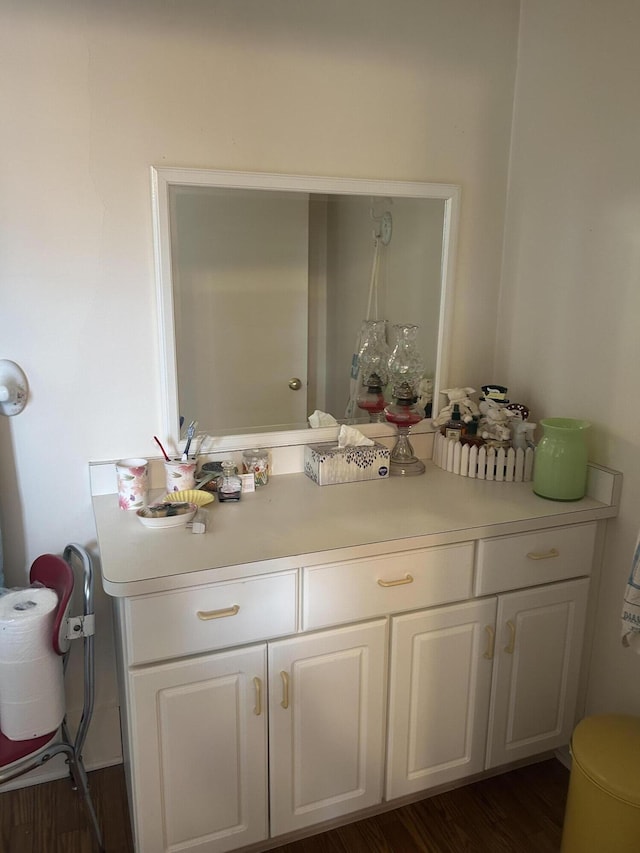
[304,442,390,486]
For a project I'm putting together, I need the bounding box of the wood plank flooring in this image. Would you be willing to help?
[0,758,569,853]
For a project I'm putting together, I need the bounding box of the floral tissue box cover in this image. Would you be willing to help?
[304,442,390,486]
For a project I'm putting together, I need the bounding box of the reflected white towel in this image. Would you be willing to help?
[622,533,640,652]
[308,410,338,428]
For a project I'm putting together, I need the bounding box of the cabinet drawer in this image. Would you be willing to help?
[475,522,596,596]
[124,571,298,665]
[302,544,474,630]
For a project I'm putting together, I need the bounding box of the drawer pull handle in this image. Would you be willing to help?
[505,620,516,654]
[526,548,559,561]
[196,604,240,621]
[483,625,495,660]
[253,677,262,716]
[377,574,414,588]
[280,671,290,710]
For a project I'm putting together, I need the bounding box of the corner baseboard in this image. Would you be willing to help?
[555,745,572,770]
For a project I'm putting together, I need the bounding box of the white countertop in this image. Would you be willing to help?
[92,463,620,597]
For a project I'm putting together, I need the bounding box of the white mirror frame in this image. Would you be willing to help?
[151,167,461,452]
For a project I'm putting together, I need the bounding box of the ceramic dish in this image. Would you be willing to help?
[161,489,214,507]
[137,502,197,529]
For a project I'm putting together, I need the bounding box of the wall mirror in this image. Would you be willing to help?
[151,168,460,450]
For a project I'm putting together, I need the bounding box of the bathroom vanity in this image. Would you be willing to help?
[92,460,620,853]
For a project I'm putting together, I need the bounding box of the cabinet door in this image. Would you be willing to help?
[386,598,497,799]
[128,645,267,853]
[268,620,387,837]
[486,578,589,769]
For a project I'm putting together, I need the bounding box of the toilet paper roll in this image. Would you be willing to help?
[0,587,65,740]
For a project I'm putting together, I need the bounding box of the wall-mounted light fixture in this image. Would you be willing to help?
[0,360,29,416]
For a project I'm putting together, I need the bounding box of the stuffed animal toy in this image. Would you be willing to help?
[510,417,537,450]
[417,377,434,417]
[432,387,480,426]
[478,398,517,442]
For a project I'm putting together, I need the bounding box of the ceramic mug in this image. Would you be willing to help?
[116,458,149,510]
[164,459,197,492]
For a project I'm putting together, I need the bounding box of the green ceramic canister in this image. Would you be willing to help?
[533,418,590,501]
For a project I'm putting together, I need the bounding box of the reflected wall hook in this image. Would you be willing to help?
[0,360,29,416]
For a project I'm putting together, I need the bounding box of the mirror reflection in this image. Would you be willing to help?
[152,170,460,446]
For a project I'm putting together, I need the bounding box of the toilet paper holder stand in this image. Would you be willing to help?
[0,542,104,852]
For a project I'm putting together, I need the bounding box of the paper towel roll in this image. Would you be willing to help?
[0,586,65,740]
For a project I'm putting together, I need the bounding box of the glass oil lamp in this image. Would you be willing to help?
[356,320,389,423]
[384,324,426,476]
[357,371,387,422]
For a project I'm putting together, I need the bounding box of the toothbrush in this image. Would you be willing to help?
[154,435,171,462]
[182,420,197,461]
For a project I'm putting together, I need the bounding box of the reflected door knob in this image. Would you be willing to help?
[288,378,302,391]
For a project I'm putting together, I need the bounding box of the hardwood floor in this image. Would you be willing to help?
[0,764,131,853]
[0,758,569,853]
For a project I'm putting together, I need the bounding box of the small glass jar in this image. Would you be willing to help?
[242,448,270,486]
[216,462,242,502]
[198,461,223,492]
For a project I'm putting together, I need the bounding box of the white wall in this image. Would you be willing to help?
[498,0,640,714]
[0,0,519,772]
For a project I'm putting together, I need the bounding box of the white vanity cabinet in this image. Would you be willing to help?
[268,620,387,836]
[93,463,620,853]
[385,526,594,799]
[386,598,497,799]
[486,577,590,769]
[301,543,475,630]
[127,644,269,853]
[477,523,595,769]
[124,619,388,852]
